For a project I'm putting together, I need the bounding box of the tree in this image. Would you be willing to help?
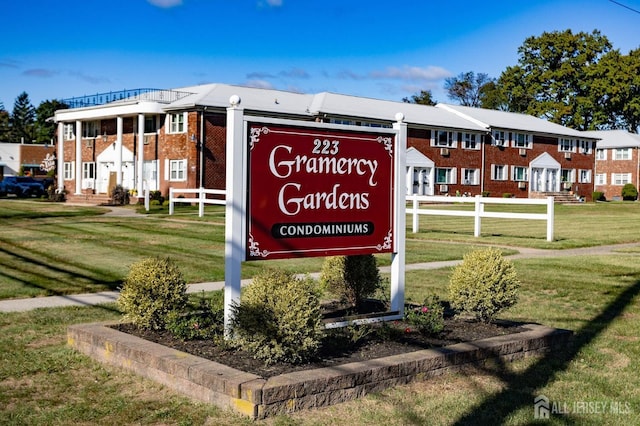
[0,102,10,142]
[10,92,36,143]
[35,99,68,144]
[495,29,612,130]
[444,71,494,107]
[588,48,640,132]
[402,89,437,106]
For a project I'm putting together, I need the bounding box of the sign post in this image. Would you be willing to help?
[223,95,406,335]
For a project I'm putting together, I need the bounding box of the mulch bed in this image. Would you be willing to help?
[114,303,524,378]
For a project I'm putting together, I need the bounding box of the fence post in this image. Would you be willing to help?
[169,188,174,215]
[474,195,482,237]
[546,196,554,242]
[199,187,205,217]
[412,194,419,233]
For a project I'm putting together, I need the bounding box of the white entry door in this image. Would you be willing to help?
[143,160,158,191]
[98,162,114,194]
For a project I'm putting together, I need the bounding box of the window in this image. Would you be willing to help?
[63,162,74,180]
[595,173,607,185]
[614,148,631,160]
[64,123,75,140]
[491,164,508,181]
[493,130,507,147]
[82,121,100,139]
[169,159,186,181]
[144,116,157,133]
[578,169,592,184]
[579,139,593,154]
[512,133,531,148]
[561,169,575,184]
[435,167,456,184]
[461,133,480,150]
[596,149,607,161]
[331,118,355,126]
[512,166,528,181]
[559,138,575,152]
[168,113,186,134]
[461,168,479,185]
[82,162,95,179]
[433,130,455,147]
[612,173,631,185]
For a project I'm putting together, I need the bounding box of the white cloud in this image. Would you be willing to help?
[23,68,58,78]
[263,0,283,6]
[245,79,275,90]
[147,0,183,9]
[370,65,452,82]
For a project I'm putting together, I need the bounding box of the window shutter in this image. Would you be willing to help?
[164,159,169,181]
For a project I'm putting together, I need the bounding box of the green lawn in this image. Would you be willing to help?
[1,199,639,424]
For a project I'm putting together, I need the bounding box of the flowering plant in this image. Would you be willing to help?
[404,295,444,335]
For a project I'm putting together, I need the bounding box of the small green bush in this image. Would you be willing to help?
[117,257,188,330]
[448,248,519,323]
[166,294,223,341]
[404,295,445,335]
[592,191,606,202]
[319,254,381,309]
[150,199,161,206]
[481,191,490,197]
[502,193,513,198]
[621,183,638,201]
[230,269,323,365]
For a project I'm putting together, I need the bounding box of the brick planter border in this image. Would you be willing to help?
[67,322,571,419]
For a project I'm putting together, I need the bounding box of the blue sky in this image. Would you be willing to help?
[2,0,640,108]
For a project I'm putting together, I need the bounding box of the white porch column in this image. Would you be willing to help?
[75,120,82,195]
[56,122,64,190]
[115,116,123,186]
[406,165,414,195]
[137,113,145,195]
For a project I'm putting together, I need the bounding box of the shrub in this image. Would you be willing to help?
[150,199,161,206]
[117,257,188,330]
[502,193,513,198]
[110,184,130,205]
[230,269,323,365]
[448,248,519,323]
[621,183,638,201]
[592,191,606,202]
[166,293,224,341]
[481,191,490,197]
[404,295,444,335]
[319,254,381,309]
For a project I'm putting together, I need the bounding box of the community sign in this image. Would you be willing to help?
[246,123,396,260]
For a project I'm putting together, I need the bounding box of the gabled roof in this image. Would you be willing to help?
[582,130,640,148]
[436,103,593,139]
[307,92,487,132]
[406,147,434,167]
[167,83,316,117]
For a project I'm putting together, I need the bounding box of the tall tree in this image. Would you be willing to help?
[402,89,437,106]
[444,71,494,107]
[495,29,612,130]
[0,102,10,142]
[588,48,640,132]
[11,92,36,143]
[35,99,68,144]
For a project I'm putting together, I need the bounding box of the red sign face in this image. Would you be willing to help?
[246,123,395,260]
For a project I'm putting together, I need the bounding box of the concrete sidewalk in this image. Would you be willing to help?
[1,242,638,313]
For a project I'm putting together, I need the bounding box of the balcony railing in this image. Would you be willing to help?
[62,88,194,109]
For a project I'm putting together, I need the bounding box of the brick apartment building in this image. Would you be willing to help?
[53,84,600,202]
[0,142,53,180]
[584,130,640,200]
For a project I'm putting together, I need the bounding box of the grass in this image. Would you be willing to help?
[1,199,640,424]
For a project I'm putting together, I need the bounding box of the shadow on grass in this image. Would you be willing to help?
[447,279,640,425]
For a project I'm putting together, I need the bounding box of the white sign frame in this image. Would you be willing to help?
[224,96,407,335]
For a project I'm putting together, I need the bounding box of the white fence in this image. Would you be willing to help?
[168,187,226,217]
[406,194,555,242]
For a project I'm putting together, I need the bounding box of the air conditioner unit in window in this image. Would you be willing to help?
[440,147,450,156]
[143,135,153,145]
[564,152,572,159]
[519,148,527,156]
[439,184,449,193]
[85,140,93,148]
[518,181,526,189]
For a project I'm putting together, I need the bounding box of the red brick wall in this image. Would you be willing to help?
[596,147,639,200]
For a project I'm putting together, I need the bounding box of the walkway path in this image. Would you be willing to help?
[1,242,638,313]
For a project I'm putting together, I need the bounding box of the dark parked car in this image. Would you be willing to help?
[0,176,47,198]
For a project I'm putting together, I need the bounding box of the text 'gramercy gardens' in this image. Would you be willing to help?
[268,139,379,216]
